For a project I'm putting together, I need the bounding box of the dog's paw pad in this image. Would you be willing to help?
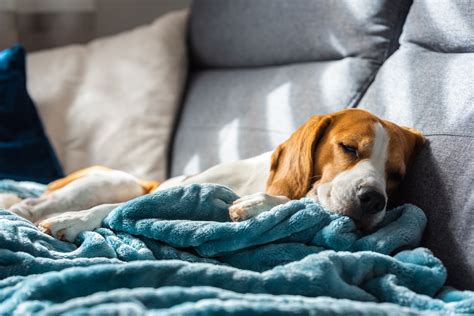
[38,220,67,239]
[37,213,91,242]
[228,205,249,222]
[55,229,66,240]
[38,222,52,235]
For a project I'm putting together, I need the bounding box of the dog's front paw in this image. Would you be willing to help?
[38,210,98,242]
[37,203,117,242]
[228,193,289,222]
[228,203,250,222]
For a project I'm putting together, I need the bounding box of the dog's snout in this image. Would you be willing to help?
[357,188,385,214]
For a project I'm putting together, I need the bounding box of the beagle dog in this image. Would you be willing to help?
[7,109,425,242]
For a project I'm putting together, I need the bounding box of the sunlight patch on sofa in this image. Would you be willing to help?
[183,154,201,175]
[265,82,294,147]
[218,118,240,162]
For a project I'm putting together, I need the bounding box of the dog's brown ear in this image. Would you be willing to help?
[402,126,426,148]
[266,115,332,199]
[401,126,426,159]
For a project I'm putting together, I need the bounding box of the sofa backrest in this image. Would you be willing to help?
[171,0,411,176]
[358,0,474,289]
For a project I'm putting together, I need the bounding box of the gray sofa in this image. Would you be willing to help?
[170,0,473,290]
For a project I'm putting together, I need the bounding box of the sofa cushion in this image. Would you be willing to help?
[172,0,412,176]
[401,0,473,53]
[0,45,63,183]
[190,0,411,67]
[27,10,188,181]
[357,0,474,289]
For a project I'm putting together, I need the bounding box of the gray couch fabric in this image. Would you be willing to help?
[358,0,474,289]
[173,0,412,176]
[190,0,410,67]
[358,49,473,135]
[400,0,474,53]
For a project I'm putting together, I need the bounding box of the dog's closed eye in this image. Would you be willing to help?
[339,143,358,158]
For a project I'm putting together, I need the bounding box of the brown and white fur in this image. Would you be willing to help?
[6,109,425,242]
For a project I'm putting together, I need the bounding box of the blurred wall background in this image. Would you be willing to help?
[0,0,190,51]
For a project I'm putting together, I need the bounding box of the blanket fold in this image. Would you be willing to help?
[0,181,472,315]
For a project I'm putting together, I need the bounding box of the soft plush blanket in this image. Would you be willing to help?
[0,181,472,315]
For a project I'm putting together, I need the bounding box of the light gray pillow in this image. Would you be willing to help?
[27,10,188,181]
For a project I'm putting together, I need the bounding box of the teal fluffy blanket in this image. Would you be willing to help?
[0,181,473,315]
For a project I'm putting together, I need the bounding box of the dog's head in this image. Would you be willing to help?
[266,109,425,231]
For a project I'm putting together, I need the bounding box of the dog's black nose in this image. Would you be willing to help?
[357,188,386,214]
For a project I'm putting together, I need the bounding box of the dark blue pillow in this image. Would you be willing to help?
[0,45,63,183]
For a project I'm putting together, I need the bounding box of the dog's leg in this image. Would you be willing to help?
[38,203,121,242]
[228,193,290,222]
[9,168,150,223]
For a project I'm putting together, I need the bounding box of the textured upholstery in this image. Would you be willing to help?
[358,0,474,289]
[401,0,474,53]
[172,0,411,175]
[190,0,409,67]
